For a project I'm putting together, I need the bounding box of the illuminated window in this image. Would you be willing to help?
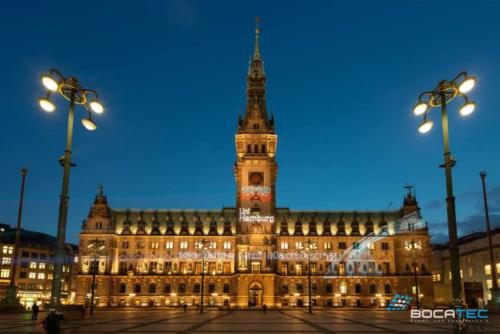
[251,261,261,273]
[29,272,36,279]
[280,242,288,250]
[324,242,331,250]
[432,273,441,282]
[295,242,303,250]
[165,241,174,249]
[30,262,37,269]
[48,274,53,280]
[496,263,500,273]
[2,246,13,254]
[281,262,288,275]
[295,263,303,275]
[150,242,159,249]
[367,242,375,250]
[485,264,492,275]
[121,241,129,249]
[39,263,46,269]
[223,241,231,249]
[460,269,463,278]
[180,241,188,249]
[0,269,10,278]
[136,241,144,249]
[1,257,11,265]
[37,273,45,279]
[340,282,347,294]
[208,241,217,249]
[486,279,492,289]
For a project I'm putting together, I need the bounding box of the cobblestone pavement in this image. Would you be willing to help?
[0,308,498,333]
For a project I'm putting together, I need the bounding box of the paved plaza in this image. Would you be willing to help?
[0,308,498,333]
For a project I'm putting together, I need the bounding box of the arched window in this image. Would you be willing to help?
[164,284,171,294]
[223,283,230,293]
[208,283,216,293]
[281,284,289,293]
[119,283,126,293]
[384,283,391,294]
[134,283,141,293]
[148,283,156,293]
[369,284,376,294]
[193,283,201,294]
[179,283,186,293]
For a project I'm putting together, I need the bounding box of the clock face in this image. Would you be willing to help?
[249,172,263,186]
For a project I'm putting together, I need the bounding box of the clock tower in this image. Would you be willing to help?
[234,24,278,235]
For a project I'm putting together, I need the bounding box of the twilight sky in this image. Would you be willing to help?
[1,0,499,245]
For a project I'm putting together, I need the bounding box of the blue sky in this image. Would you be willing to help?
[1,0,499,245]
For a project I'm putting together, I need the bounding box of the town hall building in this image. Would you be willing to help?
[75,26,434,309]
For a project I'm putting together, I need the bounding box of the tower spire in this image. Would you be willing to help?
[254,16,261,60]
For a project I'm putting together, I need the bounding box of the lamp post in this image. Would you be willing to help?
[88,238,105,314]
[200,239,207,314]
[405,239,422,308]
[4,168,28,306]
[412,71,477,306]
[38,69,104,308]
[306,239,314,314]
[479,171,500,306]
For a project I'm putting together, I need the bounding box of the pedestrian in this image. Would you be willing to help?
[31,304,40,320]
[263,304,267,314]
[42,310,61,334]
[183,303,187,313]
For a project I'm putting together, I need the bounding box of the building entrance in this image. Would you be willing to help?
[249,282,263,306]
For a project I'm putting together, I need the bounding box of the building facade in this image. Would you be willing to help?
[76,27,434,308]
[0,223,79,308]
[432,227,500,306]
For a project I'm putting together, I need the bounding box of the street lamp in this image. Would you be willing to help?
[3,168,28,307]
[404,239,422,308]
[306,239,315,314]
[479,171,500,307]
[38,69,104,308]
[412,71,476,306]
[199,239,208,314]
[87,238,105,314]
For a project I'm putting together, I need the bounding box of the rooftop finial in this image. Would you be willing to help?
[404,184,414,196]
[254,16,261,59]
[98,184,104,196]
